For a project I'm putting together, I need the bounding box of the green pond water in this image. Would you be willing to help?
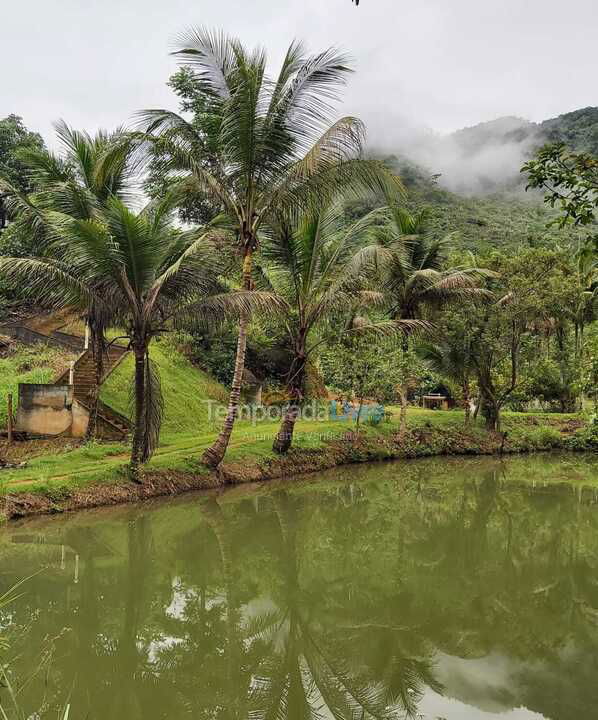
[0,453,597,719]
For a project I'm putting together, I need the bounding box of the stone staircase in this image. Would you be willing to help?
[55,344,131,438]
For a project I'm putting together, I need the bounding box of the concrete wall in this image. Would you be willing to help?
[16,384,74,436]
[15,384,128,439]
[71,399,90,437]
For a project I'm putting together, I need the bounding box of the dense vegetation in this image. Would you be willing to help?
[0,28,596,480]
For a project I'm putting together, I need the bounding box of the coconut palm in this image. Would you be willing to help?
[0,197,272,479]
[140,27,404,467]
[0,122,140,437]
[356,207,489,321]
[256,201,424,454]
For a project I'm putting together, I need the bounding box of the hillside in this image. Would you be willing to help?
[100,335,229,440]
[367,106,598,252]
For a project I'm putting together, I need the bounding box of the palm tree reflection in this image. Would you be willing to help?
[245,490,441,719]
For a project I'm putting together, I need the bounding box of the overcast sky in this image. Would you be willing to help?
[3,0,597,148]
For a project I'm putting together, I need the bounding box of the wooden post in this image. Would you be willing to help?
[7,393,13,443]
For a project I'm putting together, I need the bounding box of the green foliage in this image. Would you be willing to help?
[0,115,44,195]
[523,142,598,227]
[101,334,228,439]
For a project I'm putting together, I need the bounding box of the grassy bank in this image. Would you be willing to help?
[0,407,592,520]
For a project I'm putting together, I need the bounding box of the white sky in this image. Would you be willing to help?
[2,0,597,148]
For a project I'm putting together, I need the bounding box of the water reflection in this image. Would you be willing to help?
[0,453,597,719]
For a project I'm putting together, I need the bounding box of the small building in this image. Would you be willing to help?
[422,394,450,410]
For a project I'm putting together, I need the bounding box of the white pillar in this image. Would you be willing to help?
[69,361,75,386]
[84,322,90,350]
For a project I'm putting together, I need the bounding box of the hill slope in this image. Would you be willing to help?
[100,335,229,440]
[368,106,598,252]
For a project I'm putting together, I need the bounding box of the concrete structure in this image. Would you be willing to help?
[422,394,450,410]
[15,383,128,439]
[16,384,79,436]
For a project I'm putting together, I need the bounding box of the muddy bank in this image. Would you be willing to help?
[1,421,591,522]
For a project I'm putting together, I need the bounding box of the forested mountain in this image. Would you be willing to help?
[366,106,598,252]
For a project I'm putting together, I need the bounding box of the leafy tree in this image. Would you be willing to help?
[523,142,598,227]
[0,115,44,230]
[470,249,579,429]
[140,27,403,467]
[145,68,220,226]
[321,334,388,429]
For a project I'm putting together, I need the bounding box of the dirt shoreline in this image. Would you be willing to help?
[1,423,591,522]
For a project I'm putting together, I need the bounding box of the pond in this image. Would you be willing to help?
[0,452,597,719]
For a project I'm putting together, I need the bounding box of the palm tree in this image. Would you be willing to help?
[0,197,269,479]
[358,207,488,321]
[140,27,404,467]
[0,122,139,437]
[256,201,423,454]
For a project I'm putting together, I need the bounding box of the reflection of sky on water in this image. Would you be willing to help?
[419,652,547,719]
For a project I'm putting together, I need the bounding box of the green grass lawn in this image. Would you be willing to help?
[101,335,229,439]
[0,406,584,495]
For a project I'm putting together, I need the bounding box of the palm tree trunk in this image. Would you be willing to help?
[273,347,307,455]
[202,311,249,467]
[130,346,147,482]
[399,386,408,436]
[85,323,104,442]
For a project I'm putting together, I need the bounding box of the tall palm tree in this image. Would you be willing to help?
[0,197,270,478]
[140,28,404,467]
[358,207,488,322]
[257,201,424,454]
[0,122,139,437]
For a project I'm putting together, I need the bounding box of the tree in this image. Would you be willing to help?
[357,207,489,321]
[0,122,140,437]
[523,142,598,227]
[0,197,267,478]
[140,27,403,467]
[257,201,419,453]
[0,115,44,230]
[419,312,477,425]
[469,249,578,429]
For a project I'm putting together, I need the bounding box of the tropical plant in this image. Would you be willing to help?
[356,207,489,322]
[0,197,272,478]
[256,201,422,453]
[140,27,404,467]
[523,142,598,227]
[419,312,478,424]
[0,122,140,437]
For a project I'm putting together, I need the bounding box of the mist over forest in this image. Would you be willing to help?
[368,106,598,195]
